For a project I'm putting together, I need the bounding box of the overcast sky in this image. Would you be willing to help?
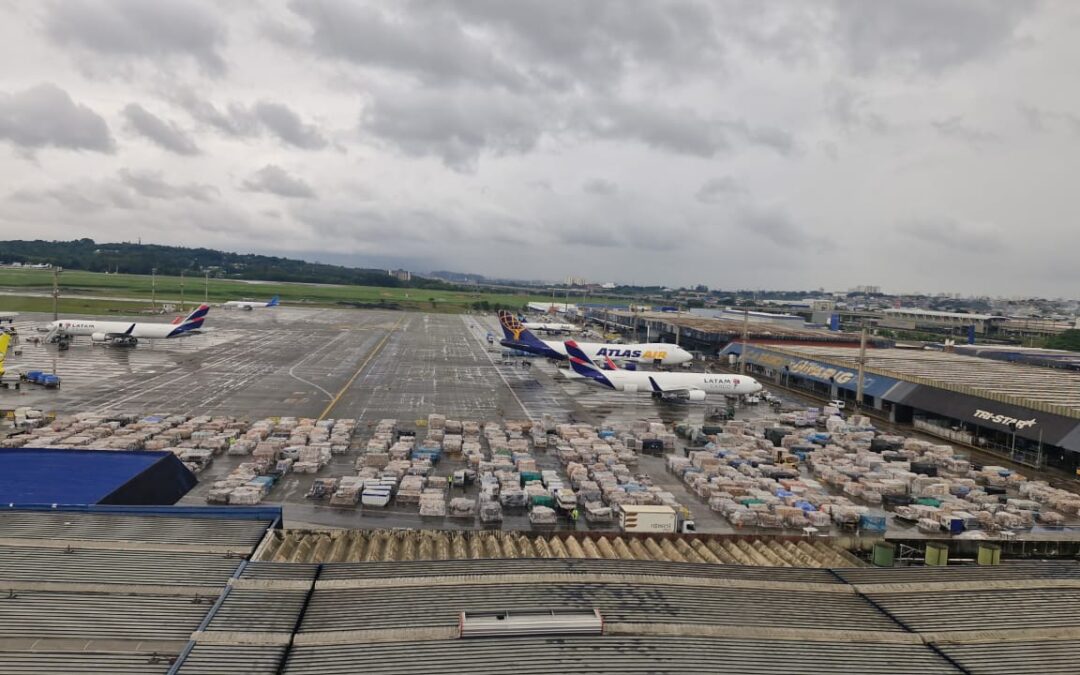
[1,1,1077,296]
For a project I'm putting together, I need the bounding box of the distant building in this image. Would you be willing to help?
[388,269,411,282]
[850,285,881,294]
[565,275,586,286]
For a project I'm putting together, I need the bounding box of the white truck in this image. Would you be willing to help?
[619,504,695,534]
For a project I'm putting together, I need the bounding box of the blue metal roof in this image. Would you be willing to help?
[0,448,195,506]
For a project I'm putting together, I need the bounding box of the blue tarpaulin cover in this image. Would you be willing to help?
[0,448,196,505]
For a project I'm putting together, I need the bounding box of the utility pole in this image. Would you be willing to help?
[51,266,62,320]
[204,271,209,303]
[739,309,749,374]
[180,270,186,311]
[151,268,157,311]
[855,323,868,408]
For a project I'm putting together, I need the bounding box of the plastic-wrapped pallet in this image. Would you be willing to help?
[419,491,447,517]
[529,506,557,526]
[448,497,476,518]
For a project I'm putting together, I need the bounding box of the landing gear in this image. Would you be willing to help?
[111,336,138,347]
[57,338,70,351]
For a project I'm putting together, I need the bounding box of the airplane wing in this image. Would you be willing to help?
[647,377,705,402]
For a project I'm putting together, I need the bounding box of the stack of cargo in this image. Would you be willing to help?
[330,476,363,506]
[419,489,447,517]
[396,475,426,504]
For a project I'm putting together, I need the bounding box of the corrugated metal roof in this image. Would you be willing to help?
[0,545,241,588]
[297,582,895,634]
[0,651,173,675]
[0,590,211,641]
[283,636,959,674]
[173,644,284,674]
[868,587,1080,633]
[204,588,309,634]
[312,557,844,584]
[938,640,1080,675]
[0,512,270,550]
[836,560,1080,586]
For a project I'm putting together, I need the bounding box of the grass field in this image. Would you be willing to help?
[0,268,613,316]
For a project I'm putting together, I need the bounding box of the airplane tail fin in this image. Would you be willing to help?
[498,310,547,349]
[267,295,280,307]
[601,354,619,371]
[564,340,615,389]
[179,304,210,330]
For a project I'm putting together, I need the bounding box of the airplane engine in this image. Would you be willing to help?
[622,384,639,393]
[91,332,108,342]
[686,390,707,402]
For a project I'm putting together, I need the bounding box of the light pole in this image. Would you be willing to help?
[151,267,157,311]
[51,266,62,321]
[180,269,185,312]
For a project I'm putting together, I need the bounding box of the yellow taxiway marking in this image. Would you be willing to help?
[318,316,403,421]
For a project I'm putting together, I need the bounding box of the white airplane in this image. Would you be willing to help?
[521,318,577,334]
[222,295,279,310]
[45,304,210,347]
[565,340,762,402]
[498,310,692,366]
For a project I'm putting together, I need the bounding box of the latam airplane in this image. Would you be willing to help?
[498,310,692,366]
[565,339,762,402]
[223,295,280,310]
[45,304,210,347]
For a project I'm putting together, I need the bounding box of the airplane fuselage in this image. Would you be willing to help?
[502,338,692,365]
[46,320,186,339]
[594,370,762,396]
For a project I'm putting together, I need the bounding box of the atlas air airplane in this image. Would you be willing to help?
[45,304,210,347]
[223,295,279,310]
[565,340,762,402]
[498,310,692,366]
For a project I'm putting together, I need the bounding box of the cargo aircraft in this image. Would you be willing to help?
[223,295,279,310]
[44,304,210,347]
[498,310,692,366]
[565,339,762,402]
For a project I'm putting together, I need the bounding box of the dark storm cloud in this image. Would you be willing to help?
[44,0,227,75]
[122,103,199,155]
[118,169,217,201]
[0,84,114,153]
[831,0,1035,74]
[582,178,618,196]
[896,218,1005,253]
[696,177,745,204]
[242,165,317,199]
[252,102,328,149]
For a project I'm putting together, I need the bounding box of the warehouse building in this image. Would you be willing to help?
[585,308,886,355]
[728,344,1080,472]
[2,508,1080,673]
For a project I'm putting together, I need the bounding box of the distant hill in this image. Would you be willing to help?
[0,239,455,290]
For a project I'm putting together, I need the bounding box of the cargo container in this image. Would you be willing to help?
[619,504,694,534]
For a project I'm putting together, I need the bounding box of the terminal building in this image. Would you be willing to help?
[584,308,888,355]
[727,343,1080,473]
